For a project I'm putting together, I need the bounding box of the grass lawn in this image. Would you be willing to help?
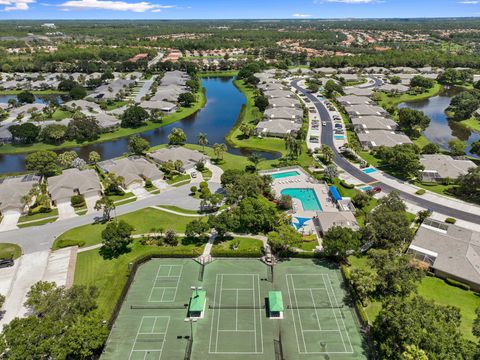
[412,135,432,150]
[461,117,480,133]
[107,192,136,203]
[201,168,212,181]
[377,83,443,109]
[211,237,264,257]
[17,217,57,228]
[104,101,129,111]
[332,178,358,198]
[166,174,190,185]
[0,243,22,259]
[0,90,66,95]
[348,255,480,341]
[18,208,59,223]
[199,70,238,78]
[51,108,73,121]
[355,198,378,227]
[0,84,206,155]
[418,276,480,342]
[74,240,205,319]
[53,208,201,250]
[155,205,201,215]
[413,181,458,197]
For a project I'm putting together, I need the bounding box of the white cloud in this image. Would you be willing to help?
[459,0,479,3]
[59,0,175,12]
[323,0,377,3]
[292,13,312,17]
[0,0,35,11]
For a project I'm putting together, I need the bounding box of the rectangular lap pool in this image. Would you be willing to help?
[281,188,323,211]
[362,167,377,174]
[270,170,300,179]
[334,135,345,140]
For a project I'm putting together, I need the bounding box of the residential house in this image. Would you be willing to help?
[419,155,476,182]
[149,146,208,172]
[47,168,101,205]
[100,156,164,189]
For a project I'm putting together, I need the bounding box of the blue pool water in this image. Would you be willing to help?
[271,171,300,179]
[362,167,377,174]
[360,186,373,191]
[334,135,345,140]
[292,217,312,230]
[281,188,323,211]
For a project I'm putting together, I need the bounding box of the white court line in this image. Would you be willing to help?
[323,274,354,353]
[321,274,347,353]
[286,274,306,354]
[148,265,183,303]
[310,288,323,331]
[129,316,170,360]
[209,273,263,355]
[256,273,264,354]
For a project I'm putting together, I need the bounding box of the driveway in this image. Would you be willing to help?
[57,200,77,220]
[131,187,149,199]
[0,210,20,231]
[85,195,100,214]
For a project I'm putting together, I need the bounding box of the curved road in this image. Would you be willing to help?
[291,79,480,224]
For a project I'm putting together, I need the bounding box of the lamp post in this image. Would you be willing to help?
[184,318,197,341]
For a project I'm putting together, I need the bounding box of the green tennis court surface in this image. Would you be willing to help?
[101,258,367,359]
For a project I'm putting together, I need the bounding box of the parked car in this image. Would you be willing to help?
[0,258,14,268]
[372,186,382,193]
[191,171,197,178]
[322,121,326,126]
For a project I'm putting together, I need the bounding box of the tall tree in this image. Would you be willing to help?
[197,132,209,152]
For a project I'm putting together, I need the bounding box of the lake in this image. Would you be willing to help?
[398,88,480,157]
[0,94,64,105]
[0,77,278,173]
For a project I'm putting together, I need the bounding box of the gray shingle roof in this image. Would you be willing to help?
[47,168,101,202]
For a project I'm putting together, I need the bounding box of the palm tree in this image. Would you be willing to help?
[213,143,227,161]
[197,132,209,152]
[321,144,335,164]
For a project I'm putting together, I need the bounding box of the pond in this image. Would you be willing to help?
[0,77,278,174]
[0,94,64,105]
[398,87,480,157]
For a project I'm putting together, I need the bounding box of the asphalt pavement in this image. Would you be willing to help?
[291,79,480,224]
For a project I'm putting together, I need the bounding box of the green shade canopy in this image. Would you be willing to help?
[269,291,284,312]
[189,290,206,312]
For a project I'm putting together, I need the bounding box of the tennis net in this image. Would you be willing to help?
[131,304,188,309]
[287,304,344,310]
[208,304,265,309]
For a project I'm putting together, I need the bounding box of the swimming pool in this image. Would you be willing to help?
[360,185,373,191]
[362,167,377,174]
[334,135,345,140]
[281,188,323,211]
[270,170,300,179]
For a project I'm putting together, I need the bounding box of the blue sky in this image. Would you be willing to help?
[1,0,480,20]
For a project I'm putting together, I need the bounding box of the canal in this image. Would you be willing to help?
[0,77,278,173]
[398,87,480,157]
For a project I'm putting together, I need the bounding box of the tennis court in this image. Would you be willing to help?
[102,258,367,360]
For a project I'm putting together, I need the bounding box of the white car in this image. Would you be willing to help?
[322,121,326,126]
[191,171,197,178]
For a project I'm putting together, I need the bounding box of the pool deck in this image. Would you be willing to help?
[266,168,342,237]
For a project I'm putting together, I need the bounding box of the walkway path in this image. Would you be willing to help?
[134,75,157,103]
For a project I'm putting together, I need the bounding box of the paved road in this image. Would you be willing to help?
[291,80,480,224]
[0,182,222,255]
[134,75,157,103]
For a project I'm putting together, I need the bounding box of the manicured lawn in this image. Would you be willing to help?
[166,174,190,185]
[108,192,137,202]
[17,217,57,228]
[461,117,480,133]
[156,205,201,215]
[412,135,431,150]
[53,208,201,249]
[332,178,358,198]
[0,243,22,259]
[413,181,458,197]
[211,237,264,257]
[418,276,480,342]
[347,255,480,341]
[18,208,59,222]
[51,108,73,121]
[74,240,205,318]
[0,85,206,155]
[199,70,239,78]
[104,101,129,111]
[377,83,443,109]
[0,90,66,95]
[355,198,378,227]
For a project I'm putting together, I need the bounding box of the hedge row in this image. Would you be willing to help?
[445,277,470,291]
[340,180,355,189]
[56,239,86,249]
[210,250,263,258]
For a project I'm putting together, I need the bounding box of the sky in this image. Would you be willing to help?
[1,0,480,20]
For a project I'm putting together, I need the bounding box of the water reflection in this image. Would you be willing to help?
[399,88,480,157]
[0,77,279,173]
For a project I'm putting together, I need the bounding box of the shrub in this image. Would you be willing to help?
[199,181,208,189]
[445,217,456,224]
[340,180,355,189]
[415,189,426,195]
[55,239,86,249]
[70,194,85,208]
[144,179,153,188]
[445,277,470,290]
[190,186,198,194]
